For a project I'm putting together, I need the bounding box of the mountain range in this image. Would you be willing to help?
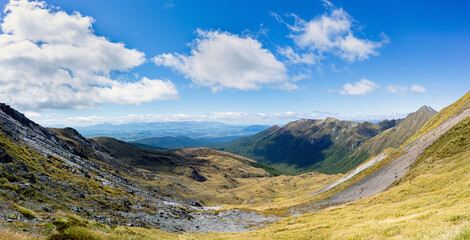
[0,90,469,239]
[214,106,436,174]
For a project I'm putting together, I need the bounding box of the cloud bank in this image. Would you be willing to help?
[0,0,178,110]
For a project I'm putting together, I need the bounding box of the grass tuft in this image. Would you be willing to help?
[16,205,36,219]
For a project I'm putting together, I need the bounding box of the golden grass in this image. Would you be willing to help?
[2,92,469,240]
[0,229,45,240]
[405,90,470,145]
[198,150,470,239]
[195,116,470,239]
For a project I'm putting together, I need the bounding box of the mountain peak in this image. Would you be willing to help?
[417,105,437,114]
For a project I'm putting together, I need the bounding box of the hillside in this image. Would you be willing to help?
[0,103,293,235]
[216,107,435,175]
[90,137,340,206]
[354,105,437,155]
[205,90,470,239]
[0,91,469,239]
[0,103,343,238]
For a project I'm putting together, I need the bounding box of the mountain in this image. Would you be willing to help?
[353,105,437,155]
[73,121,270,141]
[1,90,469,239]
[216,106,436,175]
[130,135,244,149]
[204,92,470,239]
[0,103,284,234]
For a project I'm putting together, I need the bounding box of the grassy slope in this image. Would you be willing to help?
[90,137,339,206]
[3,93,468,239]
[407,91,470,145]
[92,136,280,176]
[201,115,470,239]
[9,113,469,240]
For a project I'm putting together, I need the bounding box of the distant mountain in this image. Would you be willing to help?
[216,106,436,175]
[130,135,244,149]
[73,121,270,141]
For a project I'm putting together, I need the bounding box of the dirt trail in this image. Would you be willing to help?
[321,108,470,205]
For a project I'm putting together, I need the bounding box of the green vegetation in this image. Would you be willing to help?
[16,205,36,219]
[406,91,470,145]
[357,105,436,155]
[217,111,433,175]
[200,115,470,239]
[0,91,468,240]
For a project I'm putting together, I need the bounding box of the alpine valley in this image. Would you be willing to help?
[0,91,469,239]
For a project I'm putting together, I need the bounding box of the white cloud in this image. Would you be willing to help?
[24,111,41,118]
[340,78,379,95]
[411,85,426,93]
[386,85,408,95]
[154,29,293,92]
[276,7,387,62]
[386,84,427,95]
[278,46,317,65]
[0,0,178,110]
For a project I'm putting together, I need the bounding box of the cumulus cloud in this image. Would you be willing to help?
[411,85,426,93]
[0,0,178,110]
[386,85,408,95]
[340,78,379,95]
[275,6,387,63]
[154,29,293,92]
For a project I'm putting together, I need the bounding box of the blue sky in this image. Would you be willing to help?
[0,0,468,126]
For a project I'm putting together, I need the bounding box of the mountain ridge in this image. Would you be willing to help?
[215,106,436,175]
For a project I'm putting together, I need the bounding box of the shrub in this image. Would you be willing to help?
[0,177,9,184]
[52,218,86,233]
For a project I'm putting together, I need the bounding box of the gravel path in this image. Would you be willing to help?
[323,108,470,205]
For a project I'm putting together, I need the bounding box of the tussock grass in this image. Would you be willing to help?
[0,228,45,240]
[200,116,470,239]
[16,205,37,219]
[406,90,470,145]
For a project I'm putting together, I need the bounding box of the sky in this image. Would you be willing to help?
[0,0,468,126]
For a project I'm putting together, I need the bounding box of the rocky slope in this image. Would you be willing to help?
[0,103,278,233]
